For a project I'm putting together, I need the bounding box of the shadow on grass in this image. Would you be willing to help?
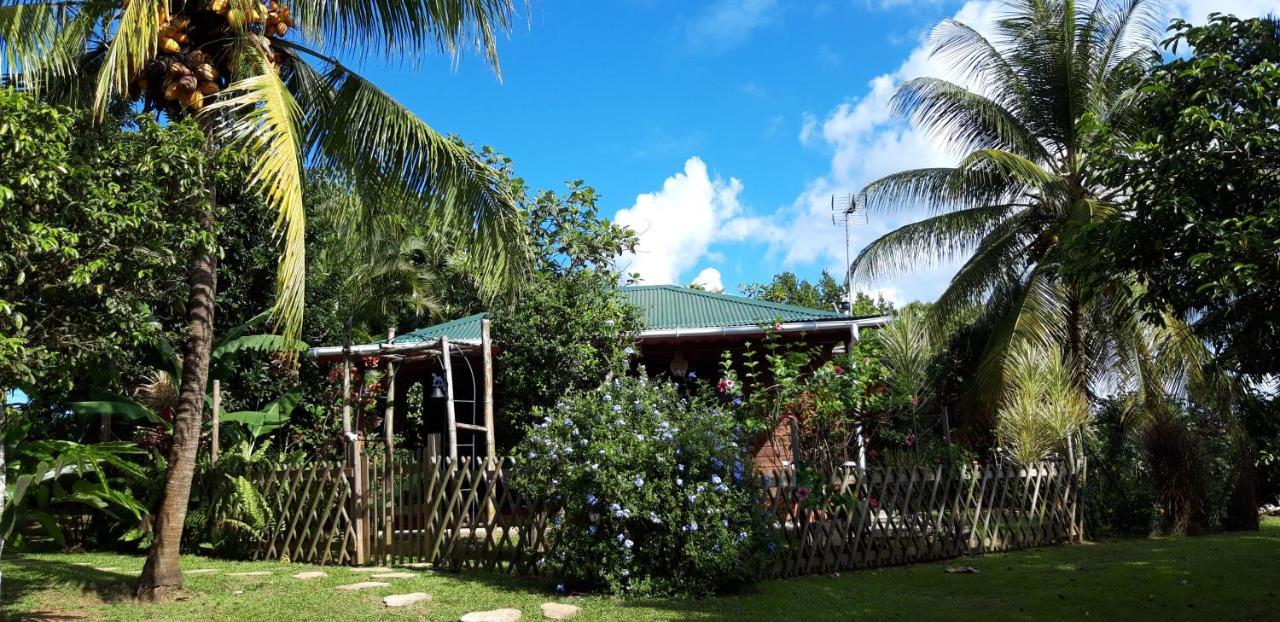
[1,556,141,621]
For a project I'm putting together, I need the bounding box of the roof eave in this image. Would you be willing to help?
[309,338,483,361]
[635,316,891,341]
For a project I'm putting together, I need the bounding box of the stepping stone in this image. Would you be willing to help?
[229,571,272,577]
[540,603,580,620]
[384,592,432,608]
[93,567,120,572]
[401,562,433,569]
[186,569,220,575]
[461,608,522,622]
[335,581,389,591]
[351,566,393,573]
[293,571,327,579]
[370,572,416,579]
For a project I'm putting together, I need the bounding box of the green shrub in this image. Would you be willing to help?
[513,374,772,596]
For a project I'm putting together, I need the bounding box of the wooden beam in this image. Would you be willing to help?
[442,336,458,460]
[341,351,352,436]
[481,318,495,459]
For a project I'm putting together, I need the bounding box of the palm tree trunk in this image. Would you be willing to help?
[1066,289,1088,389]
[135,202,217,600]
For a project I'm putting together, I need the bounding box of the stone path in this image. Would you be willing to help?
[460,609,522,622]
[384,592,431,608]
[186,569,220,575]
[228,571,272,577]
[540,603,580,620]
[370,572,416,579]
[92,567,120,572]
[335,581,390,591]
[293,571,327,579]
[351,566,393,573]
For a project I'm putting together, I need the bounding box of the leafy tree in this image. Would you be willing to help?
[1,0,526,597]
[0,90,202,399]
[739,270,893,315]
[491,180,642,443]
[1085,15,1280,377]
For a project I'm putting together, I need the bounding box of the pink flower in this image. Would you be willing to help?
[868,497,878,508]
[795,487,811,502]
[772,321,783,331]
[717,378,736,393]
[834,365,844,375]
[906,433,916,447]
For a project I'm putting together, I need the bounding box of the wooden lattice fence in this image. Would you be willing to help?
[758,461,1084,579]
[245,457,1082,578]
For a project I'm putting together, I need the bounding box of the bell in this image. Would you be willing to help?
[430,385,445,400]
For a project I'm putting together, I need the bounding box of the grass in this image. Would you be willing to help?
[3,518,1278,621]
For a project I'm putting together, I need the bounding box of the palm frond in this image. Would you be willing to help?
[287,0,515,69]
[282,41,528,295]
[204,48,307,354]
[859,167,1023,215]
[894,77,1047,161]
[91,0,166,116]
[850,203,1022,284]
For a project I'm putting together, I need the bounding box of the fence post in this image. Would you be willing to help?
[349,438,369,565]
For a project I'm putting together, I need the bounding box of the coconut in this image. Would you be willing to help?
[182,90,204,111]
[161,37,181,53]
[198,81,220,95]
[166,61,191,77]
[177,75,199,93]
[194,63,218,82]
[185,50,208,68]
[163,82,181,100]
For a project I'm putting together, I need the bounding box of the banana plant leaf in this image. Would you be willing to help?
[220,387,302,437]
[68,390,166,428]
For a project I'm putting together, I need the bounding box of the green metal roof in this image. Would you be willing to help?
[619,285,847,330]
[393,312,486,345]
[384,286,850,346]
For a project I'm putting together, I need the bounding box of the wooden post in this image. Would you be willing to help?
[481,319,495,459]
[210,379,221,465]
[383,327,396,564]
[349,438,368,565]
[442,336,458,460]
[341,351,352,437]
[481,319,497,529]
[385,328,397,457]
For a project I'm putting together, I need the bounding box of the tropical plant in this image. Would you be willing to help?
[994,340,1090,466]
[740,270,894,316]
[3,0,528,594]
[513,375,772,596]
[846,0,1238,436]
[1,436,149,548]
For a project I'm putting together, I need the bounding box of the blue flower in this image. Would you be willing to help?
[556,583,567,595]
[711,458,725,469]
[711,474,723,485]
[676,478,683,487]
[588,525,597,535]
[587,494,598,505]
[687,494,698,503]
[624,346,635,355]
[677,464,685,472]
[633,476,645,488]
[620,569,630,577]
[608,502,621,512]
[648,512,662,524]
[636,433,646,441]
[738,531,748,542]
[732,398,743,406]
[624,539,634,549]
[525,451,538,459]
[687,522,699,532]
[603,394,612,402]
[721,519,730,528]
[612,405,622,413]
[616,533,626,543]
[688,371,698,379]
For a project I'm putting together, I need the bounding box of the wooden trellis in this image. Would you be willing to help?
[246,458,1081,578]
[248,462,357,565]
[757,461,1084,579]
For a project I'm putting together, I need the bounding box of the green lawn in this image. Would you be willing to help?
[4,518,1279,621]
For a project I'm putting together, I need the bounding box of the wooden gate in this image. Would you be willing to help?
[362,452,557,573]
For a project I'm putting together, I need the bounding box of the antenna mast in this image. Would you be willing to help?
[831,193,868,335]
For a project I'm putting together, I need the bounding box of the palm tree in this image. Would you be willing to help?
[1,0,527,598]
[849,0,1166,408]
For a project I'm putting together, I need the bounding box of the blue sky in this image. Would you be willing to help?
[360,0,1279,304]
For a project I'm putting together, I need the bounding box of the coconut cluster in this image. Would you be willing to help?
[131,0,295,115]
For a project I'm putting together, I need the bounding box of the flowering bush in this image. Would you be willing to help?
[513,374,772,596]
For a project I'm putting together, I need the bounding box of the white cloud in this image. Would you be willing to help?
[691,267,725,291]
[682,0,779,53]
[615,157,779,285]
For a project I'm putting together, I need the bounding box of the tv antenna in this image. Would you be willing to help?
[831,193,869,317]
